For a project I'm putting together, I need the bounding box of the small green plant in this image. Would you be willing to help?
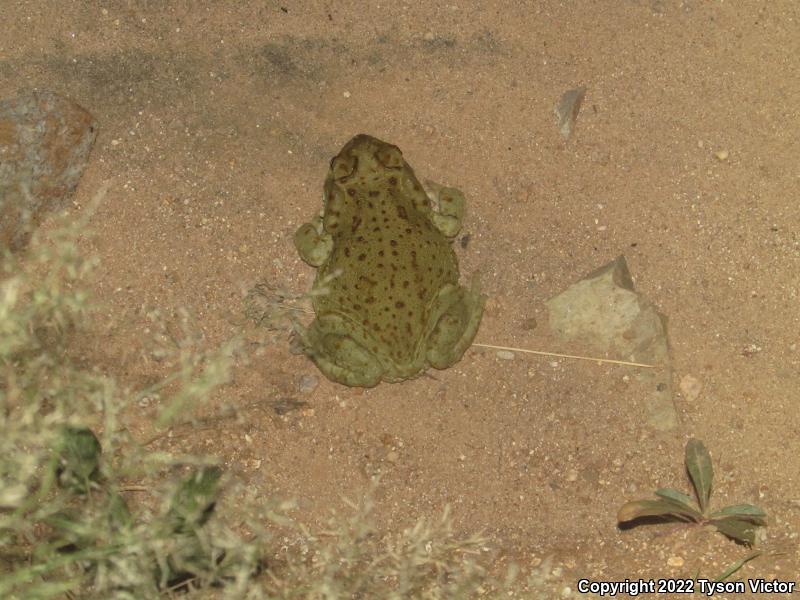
[0,207,261,599]
[617,438,767,545]
[48,426,236,592]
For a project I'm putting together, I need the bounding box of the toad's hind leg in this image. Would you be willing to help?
[294,314,385,387]
[425,277,486,370]
[294,215,333,267]
[425,180,466,238]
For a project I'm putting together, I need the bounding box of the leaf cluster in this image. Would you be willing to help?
[618,438,767,545]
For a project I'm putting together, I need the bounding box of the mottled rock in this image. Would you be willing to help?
[546,256,677,431]
[0,91,97,250]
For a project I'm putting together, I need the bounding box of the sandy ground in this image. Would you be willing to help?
[3,1,799,596]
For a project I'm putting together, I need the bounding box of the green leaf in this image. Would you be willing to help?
[44,509,92,554]
[108,491,133,530]
[165,466,222,533]
[54,426,102,494]
[617,499,702,523]
[655,488,697,511]
[711,517,760,545]
[685,438,713,514]
[710,504,767,522]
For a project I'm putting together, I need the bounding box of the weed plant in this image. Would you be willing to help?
[0,208,545,599]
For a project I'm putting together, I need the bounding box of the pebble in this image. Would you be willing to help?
[714,149,729,161]
[496,350,515,360]
[742,343,763,356]
[298,374,319,394]
[667,556,684,568]
[679,374,702,401]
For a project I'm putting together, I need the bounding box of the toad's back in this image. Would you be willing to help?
[316,146,459,363]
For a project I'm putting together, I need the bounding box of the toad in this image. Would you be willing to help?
[294,134,485,387]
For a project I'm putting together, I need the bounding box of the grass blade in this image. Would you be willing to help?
[714,551,761,582]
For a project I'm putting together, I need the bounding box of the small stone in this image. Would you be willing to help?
[565,469,579,482]
[667,555,684,568]
[679,374,702,401]
[742,343,762,357]
[714,149,729,161]
[386,451,399,463]
[756,527,768,544]
[298,374,319,394]
[496,350,515,360]
[554,86,587,140]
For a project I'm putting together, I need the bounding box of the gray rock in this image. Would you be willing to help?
[298,374,320,394]
[554,86,587,141]
[0,91,97,250]
[546,256,677,431]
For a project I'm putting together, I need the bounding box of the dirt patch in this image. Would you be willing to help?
[4,1,798,595]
